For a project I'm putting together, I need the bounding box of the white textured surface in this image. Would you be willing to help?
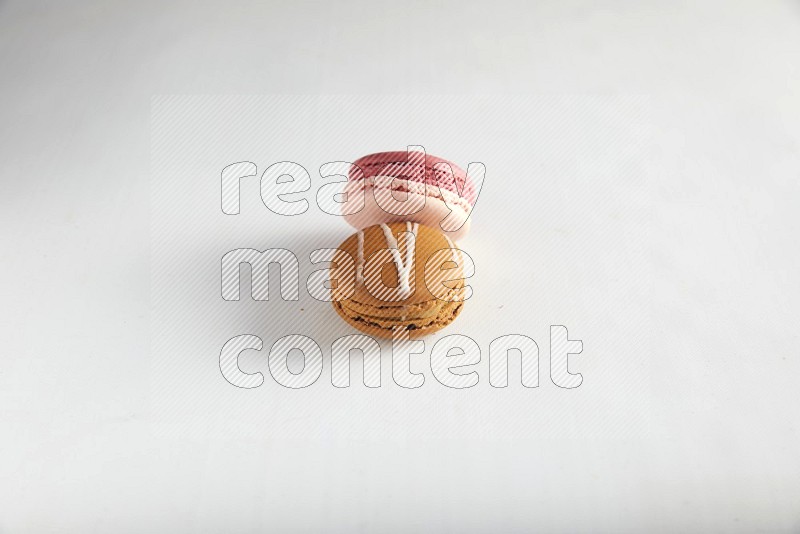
[1,1,799,532]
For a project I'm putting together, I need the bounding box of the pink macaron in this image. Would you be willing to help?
[341,150,478,240]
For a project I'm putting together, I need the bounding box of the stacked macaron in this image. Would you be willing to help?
[331,150,478,338]
[341,150,477,240]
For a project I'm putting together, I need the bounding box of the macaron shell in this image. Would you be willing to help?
[332,298,464,339]
[331,222,465,307]
[339,289,461,320]
[341,181,471,241]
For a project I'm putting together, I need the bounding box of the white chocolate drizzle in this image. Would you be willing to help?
[379,222,418,297]
[443,234,460,266]
[443,234,462,302]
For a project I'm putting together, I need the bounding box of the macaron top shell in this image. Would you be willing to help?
[331,222,465,307]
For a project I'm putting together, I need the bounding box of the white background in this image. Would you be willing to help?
[1,1,799,532]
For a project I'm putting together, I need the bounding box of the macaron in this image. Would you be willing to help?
[341,151,477,240]
[330,222,467,338]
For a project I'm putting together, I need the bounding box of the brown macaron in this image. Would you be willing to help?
[330,222,467,338]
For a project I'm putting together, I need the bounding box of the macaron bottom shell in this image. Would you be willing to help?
[332,297,464,339]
